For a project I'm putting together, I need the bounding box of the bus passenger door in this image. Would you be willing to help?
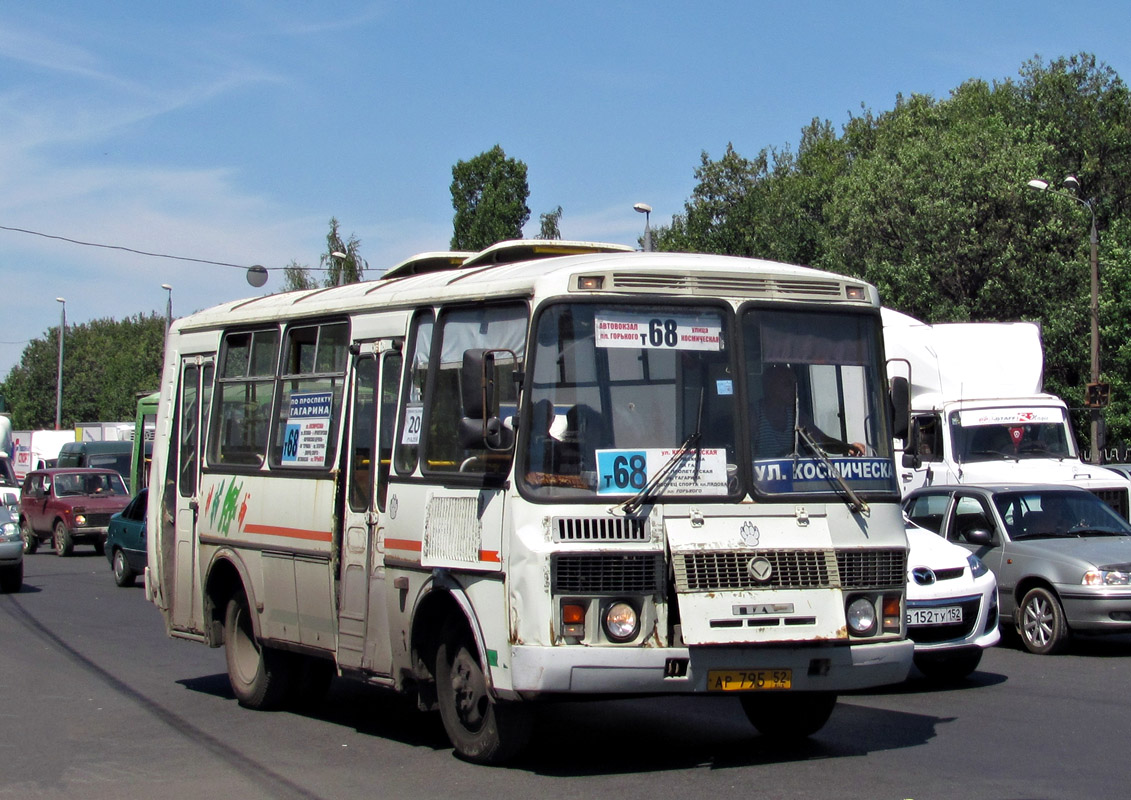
[337,342,399,675]
[171,357,213,634]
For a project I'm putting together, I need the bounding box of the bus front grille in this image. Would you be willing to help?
[553,516,649,543]
[551,553,664,594]
[674,548,906,592]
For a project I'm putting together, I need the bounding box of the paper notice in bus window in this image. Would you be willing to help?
[594,312,722,352]
[595,448,728,495]
[401,404,423,445]
[281,391,332,465]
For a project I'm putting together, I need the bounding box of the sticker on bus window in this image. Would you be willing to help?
[401,405,423,445]
[594,312,722,352]
[281,391,333,465]
[595,447,728,495]
[957,408,1061,426]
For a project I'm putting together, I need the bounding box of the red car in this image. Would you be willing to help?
[19,468,131,556]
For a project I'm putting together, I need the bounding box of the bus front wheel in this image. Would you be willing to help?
[435,621,531,764]
[740,691,837,739]
[224,594,290,709]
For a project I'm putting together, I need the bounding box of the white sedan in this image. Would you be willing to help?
[905,522,1000,680]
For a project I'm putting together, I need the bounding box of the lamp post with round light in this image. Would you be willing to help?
[1028,175,1103,463]
[55,297,66,431]
[633,203,652,252]
[161,283,173,333]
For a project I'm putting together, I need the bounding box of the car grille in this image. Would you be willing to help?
[551,553,664,594]
[906,596,984,643]
[674,548,906,592]
[77,513,113,528]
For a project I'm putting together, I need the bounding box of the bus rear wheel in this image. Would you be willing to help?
[740,691,837,739]
[435,621,531,764]
[224,594,291,709]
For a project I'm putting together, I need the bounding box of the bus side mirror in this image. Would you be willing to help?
[459,349,513,451]
[461,348,495,420]
[890,376,910,440]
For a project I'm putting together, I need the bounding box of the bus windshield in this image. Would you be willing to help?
[521,302,896,501]
[523,302,737,500]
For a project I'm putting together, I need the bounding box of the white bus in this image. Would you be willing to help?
[146,240,913,763]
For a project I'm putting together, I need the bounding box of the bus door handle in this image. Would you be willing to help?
[365,510,379,526]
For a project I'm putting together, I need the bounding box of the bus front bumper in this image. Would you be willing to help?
[505,638,913,698]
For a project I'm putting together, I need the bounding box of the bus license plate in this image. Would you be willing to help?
[906,606,963,626]
[707,669,792,691]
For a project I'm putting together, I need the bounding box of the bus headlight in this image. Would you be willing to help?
[846,596,877,636]
[603,601,639,642]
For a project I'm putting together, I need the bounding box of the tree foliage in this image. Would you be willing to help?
[450,145,531,250]
[538,206,563,240]
[1,314,165,429]
[321,217,367,286]
[653,52,1131,453]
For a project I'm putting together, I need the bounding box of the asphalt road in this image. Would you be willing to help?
[5,550,1131,800]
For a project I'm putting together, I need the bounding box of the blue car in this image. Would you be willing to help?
[106,489,147,587]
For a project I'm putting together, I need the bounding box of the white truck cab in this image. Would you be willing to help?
[883,309,1131,517]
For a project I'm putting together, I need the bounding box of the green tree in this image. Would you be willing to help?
[321,217,367,286]
[538,206,563,240]
[282,259,318,291]
[1,314,165,429]
[450,145,530,250]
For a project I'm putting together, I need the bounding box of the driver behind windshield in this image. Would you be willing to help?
[753,364,865,458]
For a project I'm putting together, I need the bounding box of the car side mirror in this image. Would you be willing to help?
[965,529,993,546]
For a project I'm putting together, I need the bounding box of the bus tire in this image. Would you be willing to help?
[224,594,290,709]
[435,620,531,764]
[740,691,837,739]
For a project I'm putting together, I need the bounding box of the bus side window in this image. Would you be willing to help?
[395,312,433,476]
[423,305,526,478]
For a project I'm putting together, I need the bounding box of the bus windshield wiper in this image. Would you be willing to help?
[795,426,869,514]
[618,389,705,517]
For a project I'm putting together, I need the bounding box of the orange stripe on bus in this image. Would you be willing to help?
[385,539,500,564]
[385,538,422,553]
[243,523,332,543]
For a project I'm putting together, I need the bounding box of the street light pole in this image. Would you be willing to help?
[161,283,173,334]
[331,250,348,286]
[55,297,66,431]
[1028,176,1103,463]
[633,203,652,252]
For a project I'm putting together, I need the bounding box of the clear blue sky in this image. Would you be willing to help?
[2,1,1128,381]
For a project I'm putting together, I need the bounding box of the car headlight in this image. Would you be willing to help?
[0,522,18,542]
[1083,569,1131,586]
[968,554,989,578]
[846,596,877,636]
[74,514,87,527]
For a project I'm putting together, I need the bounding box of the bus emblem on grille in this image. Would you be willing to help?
[747,556,773,582]
[740,521,760,547]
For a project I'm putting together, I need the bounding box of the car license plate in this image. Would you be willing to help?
[707,669,792,691]
[906,606,963,626]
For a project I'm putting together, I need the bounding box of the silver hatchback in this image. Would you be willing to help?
[903,483,1131,654]
[0,505,23,593]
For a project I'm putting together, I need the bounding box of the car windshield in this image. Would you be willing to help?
[994,490,1131,539]
[520,302,896,503]
[55,472,129,497]
[949,407,1076,463]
